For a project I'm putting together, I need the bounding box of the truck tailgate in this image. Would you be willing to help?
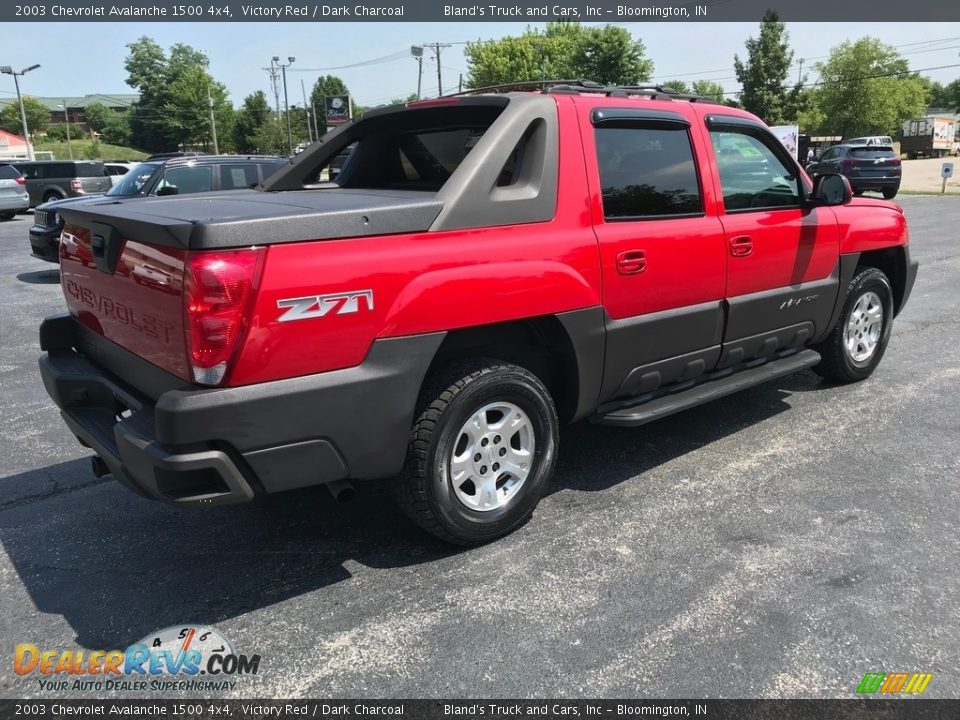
[56,188,443,382]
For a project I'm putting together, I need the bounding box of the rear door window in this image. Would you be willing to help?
[219,164,259,189]
[75,163,105,177]
[594,125,703,219]
[43,163,72,179]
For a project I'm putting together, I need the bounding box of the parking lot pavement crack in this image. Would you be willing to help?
[0,476,112,513]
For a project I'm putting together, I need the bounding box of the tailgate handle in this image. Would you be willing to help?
[89,222,123,274]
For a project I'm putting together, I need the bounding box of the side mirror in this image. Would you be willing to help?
[156,185,178,196]
[810,173,852,206]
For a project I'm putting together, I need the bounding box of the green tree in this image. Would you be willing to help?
[814,37,928,138]
[234,90,272,153]
[692,80,726,103]
[663,80,690,94]
[733,11,801,124]
[252,117,287,154]
[124,36,234,152]
[465,23,653,89]
[0,95,50,136]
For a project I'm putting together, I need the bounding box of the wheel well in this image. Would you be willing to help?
[857,247,908,316]
[428,317,581,423]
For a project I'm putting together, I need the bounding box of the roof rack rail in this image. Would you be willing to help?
[444,79,599,97]
[445,79,723,105]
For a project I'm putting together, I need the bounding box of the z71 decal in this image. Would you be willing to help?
[276,290,374,322]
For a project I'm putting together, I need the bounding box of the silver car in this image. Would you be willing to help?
[0,163,30,220]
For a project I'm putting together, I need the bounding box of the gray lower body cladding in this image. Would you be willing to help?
[38,314,444,506]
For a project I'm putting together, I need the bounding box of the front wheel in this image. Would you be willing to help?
[813,268,893,383]
[882,188,899,200]
[395,360,559,545]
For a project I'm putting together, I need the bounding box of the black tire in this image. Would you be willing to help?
[882,188,898,200]
[0,212,15,221]
[43,192,63,204]
[853,190,864,196]
[813,268,894,383]
[395,360,559,546]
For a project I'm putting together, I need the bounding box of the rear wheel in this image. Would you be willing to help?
[0,212,14,221]
[395,360,559,545]
[43,192,63,204]
[882,188,898,200]
[813,268,893,383]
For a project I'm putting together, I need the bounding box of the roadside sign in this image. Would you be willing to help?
[324,95,351,127]
[942,162,954,178]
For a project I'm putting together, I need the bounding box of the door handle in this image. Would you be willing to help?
[616,250,647,275]
[729,236,753,257]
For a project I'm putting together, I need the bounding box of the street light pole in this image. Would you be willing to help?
[411,46,424,100]
[1,64,40,161]
[277,56,295,154]
[207,84,219,154]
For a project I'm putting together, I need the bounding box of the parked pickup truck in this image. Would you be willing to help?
[39,82,918,545]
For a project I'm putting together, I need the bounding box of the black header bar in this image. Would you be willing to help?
[2,0,959,22]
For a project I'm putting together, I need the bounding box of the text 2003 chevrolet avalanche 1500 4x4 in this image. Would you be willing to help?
[39,82,918,545]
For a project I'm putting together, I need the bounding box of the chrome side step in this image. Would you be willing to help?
[592,349,821,428]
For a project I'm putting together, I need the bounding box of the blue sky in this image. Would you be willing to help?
[2,22,959,108]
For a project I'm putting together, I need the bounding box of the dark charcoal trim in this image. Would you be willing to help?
[591,107,690,127]
[555,307,606,422]
[813,254,860,343]
[594,349,821,427]
[899,246,919,316]
[600,301,725,404]
[154,333,446,481]
[724,262,840,353]
[40,314,189,400]
[431,94,559,231]
[39,331,447,502]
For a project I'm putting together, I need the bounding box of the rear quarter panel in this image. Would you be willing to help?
[230,97,602,386]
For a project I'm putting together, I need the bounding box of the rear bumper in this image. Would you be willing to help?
[849,177,901,191]
[0,195,29,213]
[39,315,443,506]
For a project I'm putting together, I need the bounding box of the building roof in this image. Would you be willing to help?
[0,93,139,111]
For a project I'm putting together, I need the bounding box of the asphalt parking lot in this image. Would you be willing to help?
[1,196,958,700]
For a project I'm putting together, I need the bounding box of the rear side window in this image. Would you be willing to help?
[74,163,105,177]
[220,164,259,189]
[595,125,703,219]
[158,165,213,194]
[849,148,896,159]
[43,163,72,179]
[0,164,21,180]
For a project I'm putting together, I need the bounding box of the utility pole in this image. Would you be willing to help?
[411,46,424,100]
[797,58,804,86]
[277,56,295,154]
[300,78,313,143]
[424,42,452,96]
[207,84,219,154]
[1,64,40,161]
[265,57,282,120]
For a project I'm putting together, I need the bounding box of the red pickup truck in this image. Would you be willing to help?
[39,83,918,545]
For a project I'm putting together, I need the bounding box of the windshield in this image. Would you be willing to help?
[105,163,160,197]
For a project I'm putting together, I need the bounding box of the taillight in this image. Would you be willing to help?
[889,157,902,166]
[15,176,25,186]
[184,248,265,386]
[70,179,82,191]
